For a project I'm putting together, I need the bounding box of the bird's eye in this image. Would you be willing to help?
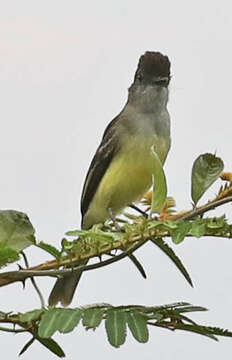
[155,78,169,86]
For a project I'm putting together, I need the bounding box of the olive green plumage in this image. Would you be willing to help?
[49,51,171,306]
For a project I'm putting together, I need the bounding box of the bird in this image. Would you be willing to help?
[49,51,171,306]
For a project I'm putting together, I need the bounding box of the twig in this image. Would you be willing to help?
[21,252,45,308]
[170,196,232,221]
[0,195,232,289]
[0,326,26,333]
[0,239,148,285]
[147,321,174,332]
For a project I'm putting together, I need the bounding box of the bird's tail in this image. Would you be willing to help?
[48,266,85,307]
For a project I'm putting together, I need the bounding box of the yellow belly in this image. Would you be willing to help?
[99,152,152,209]
[82,135,169,229]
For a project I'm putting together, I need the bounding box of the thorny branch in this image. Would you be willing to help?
[0,193,232,288]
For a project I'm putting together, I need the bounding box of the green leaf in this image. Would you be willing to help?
[38,309,60,338]
[171,221,192,244]
[191,153,224,205]
[34,337,65,357]
[0,210,35,253]
[66,229,118,240]
[38,308,82,338]
[148,220,178,230]
[19,337,35,356]
[162,220,179,229]
[151,312,164,321]
[105,309,127,347]
[19,334,65,357]
[82,308,105,329]
[66,229,89,236]
[55,309,82,334]
[126,311,149,343]
[171,323,218,341]
[206,216,227,229]
[128,254,147,279]
[154,302,191,310]
[61,238,74,251]
[36,242,61,259]
[151,148,167,213]
[151,238,193,286]
[19,309,45,322]
[203,326,232,338]
[189,221,206,237]
[0,244,19,268]
[175,305,207,313]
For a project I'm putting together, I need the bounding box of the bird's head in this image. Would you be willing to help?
[128,51,171,110]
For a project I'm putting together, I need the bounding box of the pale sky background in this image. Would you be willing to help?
[1,1,232,359]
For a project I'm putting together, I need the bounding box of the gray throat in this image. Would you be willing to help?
[121,84,170,139]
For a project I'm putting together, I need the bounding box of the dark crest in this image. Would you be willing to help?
[135,51,170,80]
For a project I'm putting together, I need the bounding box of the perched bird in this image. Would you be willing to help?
[49,51,171,306]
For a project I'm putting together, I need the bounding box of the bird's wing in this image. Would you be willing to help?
[81,115,121,220]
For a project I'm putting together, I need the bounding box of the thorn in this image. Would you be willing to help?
[21,279,26,289]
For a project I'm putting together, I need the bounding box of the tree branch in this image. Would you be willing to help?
[0,326,26,333]
[165,195,232,221]
[177,196,232,221]
[0,194,232,289]
[0,239,148,286]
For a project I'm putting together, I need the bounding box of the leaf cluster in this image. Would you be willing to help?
[0,210,35,268]
[0,302,231,357]
[0,153,232,357]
